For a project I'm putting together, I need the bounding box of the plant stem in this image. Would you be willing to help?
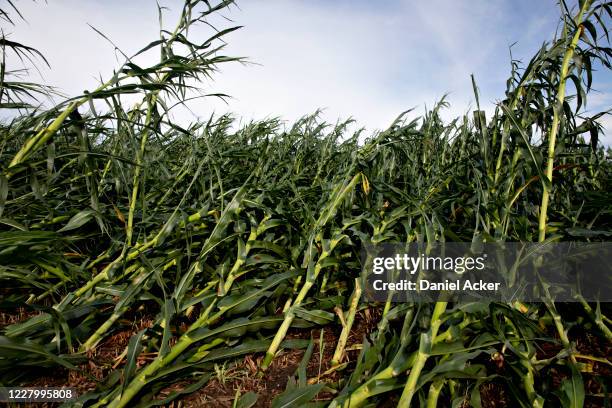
[538,0,590,242]
[576,295,612,340]
[398,301,447,408]
[125,93,159,248]
[426,379,444,408]
[331,279,361,366]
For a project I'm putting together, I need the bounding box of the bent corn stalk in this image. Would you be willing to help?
[261,173,362,370]
[538,0,591,242]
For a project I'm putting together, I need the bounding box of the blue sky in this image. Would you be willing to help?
[8,0,612,143]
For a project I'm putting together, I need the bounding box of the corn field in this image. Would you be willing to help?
[1,0,611,407]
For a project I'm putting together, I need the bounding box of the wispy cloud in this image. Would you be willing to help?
[7,0,611,141]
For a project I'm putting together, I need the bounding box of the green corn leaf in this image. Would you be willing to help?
[293,307,335,325]
[58,209,96,232]
[122,329,146,390]
[556,364,585,408]
[234,392,258,408]
[271,384,325,408]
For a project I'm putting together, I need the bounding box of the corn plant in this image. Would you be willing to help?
[0,0,611,407]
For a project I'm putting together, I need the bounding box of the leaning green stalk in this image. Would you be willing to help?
[72,95,159,302]
[125,93,159,248]
[538,0,591,242]
[80,267,147,351]
[99,99,145,183]
[426,378,444,408]
[397,300,448,408]
[576,295,612,340]
[105,269,293,407]
[81,204,227,350]
[73,208,213,298]
[81,257,176,351]
[7,87,107,176]
[260,249,324,369]
[331,279,361,366]
[330,306,417,408]
[261,173,361,370]
[545,299,576,366]
[521,358,543,408]
[101,299,218,408]
[221,214,271,295]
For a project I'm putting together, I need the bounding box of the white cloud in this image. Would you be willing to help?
[6,0,610,141]
[9,0,159,95]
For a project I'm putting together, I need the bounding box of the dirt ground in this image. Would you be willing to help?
[2,306,610,407]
